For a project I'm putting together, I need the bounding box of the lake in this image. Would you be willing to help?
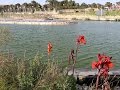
[0,21,120,69]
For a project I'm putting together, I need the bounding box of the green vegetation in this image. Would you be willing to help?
[0,52,76,90]
[0,0,120,16]
[105,10,120,16]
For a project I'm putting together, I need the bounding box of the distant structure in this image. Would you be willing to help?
[105,4,120,10]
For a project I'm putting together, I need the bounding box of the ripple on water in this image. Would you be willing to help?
[0,21,120,69]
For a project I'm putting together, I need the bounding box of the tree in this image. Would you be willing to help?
[97,3,102,9]
[15,3,21,12]
[68,0,76,9]
[63,0,68,6]
[46,0,58,10]
[43,4,48,11]
[105,2,112,8]
[80,3,88,9]
[0,6,3,16]
[31,0,37,7]
[0,7,2,12]
[36,4,42,11]
[87,4,91,8]
[9,4,15,12]
[75,3,80,9]
[31,1,42,11]
[91,3,97,8]
[58,0,69,9]
[22,3,28,12]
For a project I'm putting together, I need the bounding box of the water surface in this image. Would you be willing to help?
[0,21,120,69]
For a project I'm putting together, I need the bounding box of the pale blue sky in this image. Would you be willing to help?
[0,0,120,5]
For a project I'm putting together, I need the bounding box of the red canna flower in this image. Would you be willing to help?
[92,54,113,69]
[47,42,52,55]
[92,53,113,76]
[93,54,113,89]
[104,56,113,68]
[76,35,86,45]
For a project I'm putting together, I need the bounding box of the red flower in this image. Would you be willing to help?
[92,61,98,69]
[92,54,113,76]
[92,54,113,69]
[47,42,52,55]
[93,54,113,89]
[76,35,86,45]
[104,56,113,68]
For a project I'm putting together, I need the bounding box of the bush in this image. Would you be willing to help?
[0,53,76,90]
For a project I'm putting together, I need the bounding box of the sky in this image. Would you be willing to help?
[0,0,120,5]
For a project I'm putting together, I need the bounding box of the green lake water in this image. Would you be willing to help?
[0,21,120,69]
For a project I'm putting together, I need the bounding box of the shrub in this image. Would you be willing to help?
[0,53,76,90]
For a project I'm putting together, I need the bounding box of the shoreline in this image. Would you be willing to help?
[0,19,77,25]
[0,14,120,25]
[0,18,119,26]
